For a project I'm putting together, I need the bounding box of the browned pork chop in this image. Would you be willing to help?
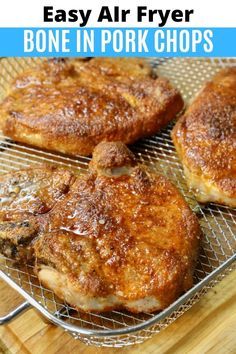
[34,142,201,313]
[0,143,201,312]
[172,68,236,207]
[0,58,183,156]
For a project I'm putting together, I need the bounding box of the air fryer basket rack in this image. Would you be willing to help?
[0,57,235,347]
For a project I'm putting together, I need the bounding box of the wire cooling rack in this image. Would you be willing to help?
[0,58,235,348]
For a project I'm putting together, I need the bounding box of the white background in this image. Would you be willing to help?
[0,0,235,27]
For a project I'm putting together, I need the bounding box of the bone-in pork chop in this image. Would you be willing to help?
[0,58,183,156]
[172,68,236,207]
[0,143,201,312]
[34,142,201,313]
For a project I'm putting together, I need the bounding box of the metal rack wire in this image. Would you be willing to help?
[0,57,235,347]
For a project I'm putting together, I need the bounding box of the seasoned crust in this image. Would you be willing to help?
[0,58,183,156]
[84,57,154,78]
[34,141,201,313]
[89,141,136,175]
[172,68,236,207]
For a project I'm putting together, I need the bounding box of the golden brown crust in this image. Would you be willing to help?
[172,68,236,207]
[89,141,136,171]
[0,58,183,156]
[34,141,201,313]
[84,57,154,78]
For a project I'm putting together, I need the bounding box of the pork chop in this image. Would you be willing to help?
[0,143,201,312]
[0,58,183,156]
[34,142,201,313]
[172,68,236,207]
